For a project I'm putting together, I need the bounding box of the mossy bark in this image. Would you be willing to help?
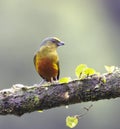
[0,68,120,116]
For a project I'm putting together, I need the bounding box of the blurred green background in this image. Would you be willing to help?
[0,0,120,129]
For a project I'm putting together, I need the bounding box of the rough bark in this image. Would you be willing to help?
[0,67,120,116]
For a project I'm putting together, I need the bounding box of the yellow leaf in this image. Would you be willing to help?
[59,77,71,83]
[75,64,87,78]
[66,116,79,128]
[37,110,43,113]
[79,73,87,80]
[101,75,106,83]
[84,68,96,76]
[105,65,115,73]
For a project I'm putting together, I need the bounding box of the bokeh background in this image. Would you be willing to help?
[0,0,120,129]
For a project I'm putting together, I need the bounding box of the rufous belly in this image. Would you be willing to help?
[36,57,58,81]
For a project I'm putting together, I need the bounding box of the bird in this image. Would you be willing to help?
[34,37,64,83]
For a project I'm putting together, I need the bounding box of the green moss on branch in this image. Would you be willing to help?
[0,67,120,116]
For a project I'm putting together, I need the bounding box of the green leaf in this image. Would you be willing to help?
[84,68,96,76]
[105,65,115,73]
[66,116,79,128]
[59,77,71,83]
[75,64,87,78]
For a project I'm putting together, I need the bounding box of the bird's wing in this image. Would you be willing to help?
[57,61,60,80]
[33,54,36,66]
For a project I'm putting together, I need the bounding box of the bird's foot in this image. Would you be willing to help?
[50,77,59,85]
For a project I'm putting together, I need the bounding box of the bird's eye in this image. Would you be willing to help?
[52,40,56,43]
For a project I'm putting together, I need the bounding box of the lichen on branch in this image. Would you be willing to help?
[0,67,120,116]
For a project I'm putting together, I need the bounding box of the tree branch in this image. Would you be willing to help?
[0,67,120,116]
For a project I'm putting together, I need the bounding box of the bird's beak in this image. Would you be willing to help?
[57,41,64,46]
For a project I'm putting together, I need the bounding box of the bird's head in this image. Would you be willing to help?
[40,37,64,50]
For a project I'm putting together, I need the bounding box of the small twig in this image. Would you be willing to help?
[75,104,93,119]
